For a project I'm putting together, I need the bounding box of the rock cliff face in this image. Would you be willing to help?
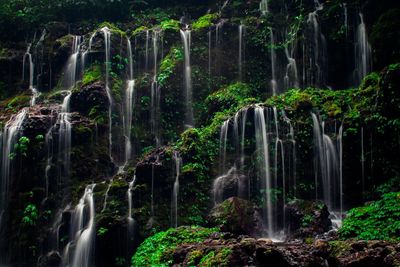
[0,0,399,266]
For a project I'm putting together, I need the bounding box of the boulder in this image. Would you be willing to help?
[208,197,263,237]
[285,199,331,239]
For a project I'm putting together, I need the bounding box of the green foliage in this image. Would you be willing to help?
[206,82,255,116]
[160,19,180,31]
[339,192,400,241]
[21,204,38,227]
[157,47,184,86]
[82,65,102,86]
[10,136,30,159]
[4,95,30,111]
[97,227,109,236]
[132,226,217,266]
[192,13,218,31]
[198,248,232,267]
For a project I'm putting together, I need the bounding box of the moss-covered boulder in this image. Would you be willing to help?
[208,197,263,237]
[285,199,331,239]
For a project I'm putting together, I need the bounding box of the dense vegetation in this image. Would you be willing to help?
[0,0,399,266]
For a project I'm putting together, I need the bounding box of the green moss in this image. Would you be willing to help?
[132,226,218,266]
[132,26,149,36]
[192,13,219,31]
[198,248,232,267]
[329,241,352,257]
[160,19,180,31]
[82,65,102,86]
[157,47,184,86]
[98,22,126,36]
[3,94,30,111]
[339,192,400,241]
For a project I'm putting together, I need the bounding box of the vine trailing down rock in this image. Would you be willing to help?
[0,0,399,266]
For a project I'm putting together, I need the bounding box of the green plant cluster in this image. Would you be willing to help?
[82,64,102,86]
[132,226,218,266]
[339,192,400,241]
[192,13,218,31]
[21,204,38,227]
[158,47,184,86]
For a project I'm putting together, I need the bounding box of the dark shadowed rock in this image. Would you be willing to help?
[208,197,263,237]
[285,199,331,239]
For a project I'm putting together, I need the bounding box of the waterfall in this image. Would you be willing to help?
[354,13,372,85]
[62,184,96,267]
[123,80,135,167]
[150,30,161,147]
[0,109,27,263]
[81,32,96,73]
[284,45,299,90]
[58,36,82,183]
[238,25,245,81]
[23,44,39,106]
[127,176,136,234]
[259,0,268,15]
[305,4,327,88]
[145,30,150,71]
[171,152,182,227]
[180,28,194,128]
[312,113,343,216]
[127,37,134,80]
[254,106,274,237]
[270,29,277,95]
[219,119,230,175]
[100,27,114,161]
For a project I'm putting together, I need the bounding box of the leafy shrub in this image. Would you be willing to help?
[192,13,218,30]
[339,192,400,241]
[82,65,102,86]
[132,226,217,266]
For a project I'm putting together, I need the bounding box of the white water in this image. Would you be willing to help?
[101,27,114,161]
[219,119,230,175]
[305,3,327,88]
[23,44,40,106]
[354,13,372,85]
[0,109,27,263]
[127,176,136,234]
[0,109,27,226]
[123,80,135,167]
[259,0,268,15]
[62,184,96,267]
[254,106,274,237]
[171,151,182,227]
[150,30,161,147]
[180,29,194,128]
[312,113,343,218]
[284,45,299,90]
[58,36,82,183]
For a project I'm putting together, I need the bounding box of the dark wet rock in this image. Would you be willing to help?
[208,197,263,237]
[37,251,61,267]
[285,199,332,239]
[70,81,109,118]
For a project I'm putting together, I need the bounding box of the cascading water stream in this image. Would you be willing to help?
[100,27,114,161]
[58,36,82,183]
[62,184,96,267]
[180,28,194,128]
[0,109,27,262]
[354,13,372,85]
[123,80,135,168]
[254,106,275,238]
[23,44,40,106]
[312,113,343,223]
[171,152,182,227]
[127,176,136,234]
[259,0,268,15]
[150,30,161,147]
